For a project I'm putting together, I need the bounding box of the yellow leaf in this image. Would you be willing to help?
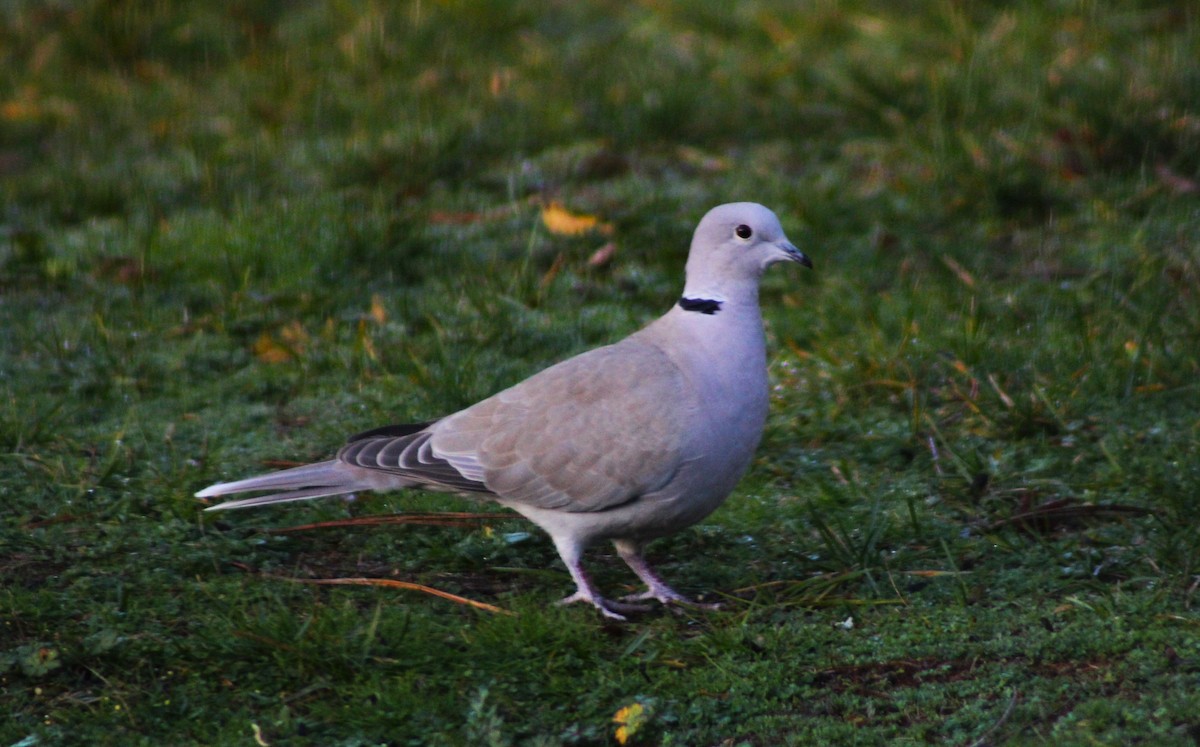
[612,702,651,745]
[252,332,292,364]
[541,203,610,236]
[253,322,308,364]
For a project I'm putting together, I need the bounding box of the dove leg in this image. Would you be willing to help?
[552,537,649,620]
[613,538,720,610]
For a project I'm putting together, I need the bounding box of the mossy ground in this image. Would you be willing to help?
[2,3,1199,745]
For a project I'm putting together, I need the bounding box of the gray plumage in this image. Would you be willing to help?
[197,202,812,619]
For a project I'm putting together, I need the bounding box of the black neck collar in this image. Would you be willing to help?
[678,297,722,315]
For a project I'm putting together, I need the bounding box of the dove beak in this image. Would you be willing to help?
[778,239,813,269]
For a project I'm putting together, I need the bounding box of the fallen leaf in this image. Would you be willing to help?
[253,321,309,364]
[253,332,292,364]
[541,203,611,236]
[613,701,652,745]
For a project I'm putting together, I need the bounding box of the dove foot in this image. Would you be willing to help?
[613,538,720,612]
[619,587,721,611]
[556,591,652,620]
[555,540,652,620]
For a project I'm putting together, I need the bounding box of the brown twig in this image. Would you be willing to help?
[267,512,505,533]
[288,576,513,615]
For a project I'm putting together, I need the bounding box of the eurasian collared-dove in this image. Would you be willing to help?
[197,202,812,619]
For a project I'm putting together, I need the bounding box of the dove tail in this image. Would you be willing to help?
[196,460,363,511]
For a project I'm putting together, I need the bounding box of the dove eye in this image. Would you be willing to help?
[735,224,753,240]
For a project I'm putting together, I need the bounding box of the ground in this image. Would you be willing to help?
[2,2,1199,745]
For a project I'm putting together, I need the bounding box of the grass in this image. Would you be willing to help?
[2,1,1199,744]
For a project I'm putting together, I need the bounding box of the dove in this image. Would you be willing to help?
[197,202,812,619]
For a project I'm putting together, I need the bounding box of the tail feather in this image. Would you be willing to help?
[202,485,360,511]
[196,460,362,511]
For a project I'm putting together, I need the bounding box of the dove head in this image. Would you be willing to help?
[682,202,811,303]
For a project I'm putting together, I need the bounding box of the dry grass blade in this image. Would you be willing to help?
[967,688,1020,747]
[986,502,1156,533]
[289,576,514,615]
[267,512,506,533]
[732,571,905,608]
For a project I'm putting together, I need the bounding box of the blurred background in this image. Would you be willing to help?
[2,2,1198,744]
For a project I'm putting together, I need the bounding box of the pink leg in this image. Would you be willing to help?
[552,537,649,620]
[613,539,720,610]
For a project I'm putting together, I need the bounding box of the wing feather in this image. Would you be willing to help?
[329,340,690,511]
[431,340,690,512]
[337,430,492,494]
